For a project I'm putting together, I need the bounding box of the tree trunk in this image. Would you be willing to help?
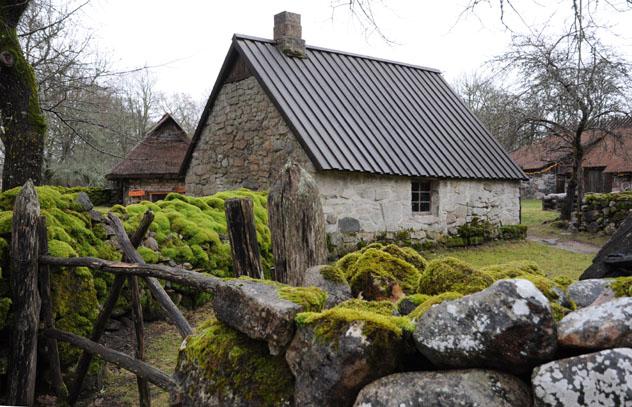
[224,198,263,278]
[268,162,327,286]
[0,0,46,191]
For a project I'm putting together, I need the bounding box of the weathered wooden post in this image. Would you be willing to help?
[8,180,41,406]
[38,216,68,399]
[129,274,151,407]
[224,198,263,278]
[268,162,327,286]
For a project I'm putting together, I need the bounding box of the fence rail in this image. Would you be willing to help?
[6,181,265,406]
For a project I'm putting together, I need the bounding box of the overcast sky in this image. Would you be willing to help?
[81,0,632,102]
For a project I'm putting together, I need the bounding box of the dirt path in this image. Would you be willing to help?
[527,234,601,255]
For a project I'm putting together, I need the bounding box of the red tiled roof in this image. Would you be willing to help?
[107,114,190,179]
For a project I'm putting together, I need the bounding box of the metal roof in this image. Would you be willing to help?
[182,35,526,180]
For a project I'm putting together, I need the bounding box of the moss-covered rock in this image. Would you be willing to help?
[381,244,428,273]
[175,317,294,406]
[408,292,464,320]
[346,248,422,300]
[397,293,431,315]
[418,257,493,295]
[612,276,632,297]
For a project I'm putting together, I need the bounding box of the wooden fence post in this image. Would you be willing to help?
[38,216,68,399]
[129,275,151,407]
[224,198,263,278]
[268,162,327,286]
[8,180,41,406]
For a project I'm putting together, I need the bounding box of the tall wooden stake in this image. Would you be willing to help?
[8,180,41,406]
[129,275,151,406]
[38,216,68,399]
[224,198,263,278]
[268,163,327,286]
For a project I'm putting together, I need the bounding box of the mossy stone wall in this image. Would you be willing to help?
[577,192,632,234]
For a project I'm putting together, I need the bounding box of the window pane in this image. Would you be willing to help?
[412,192,420,201]
[420,181,431,191]
[420,201,431,212]
[412,202,419,212]
[412,182,419,192]
[420,192,430,201]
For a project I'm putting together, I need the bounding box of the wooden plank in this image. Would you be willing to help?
[40,255,222,292]
[69,210,155,405]
[130,275,151,407]
[268,163,327,285]
[44,328,179,393]
[224,198,263,278]
[37,216,68,399]
[8,180,41,406]
[107,213,193,338]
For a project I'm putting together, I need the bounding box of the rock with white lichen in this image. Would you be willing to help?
[413,279,557,374]
[286,302,413,407]
[566,279,614,308]
[303,265,351,308]
[352,370,532,407]
[532,348,632,407]
[558,297,632,349]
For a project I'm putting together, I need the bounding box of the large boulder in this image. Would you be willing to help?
[581,212,632,279]
[285,303,413,407]
[413,279,557,374]
[558,297,632,349]
[303,265,351,308]
[211,278,325,355]
[566,279,614,308]
[532,348,632,406]
[174,317,294,406]
[352,370,532,407]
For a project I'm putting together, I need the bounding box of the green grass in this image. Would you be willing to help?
[521,199,609,247]
[426,241,592,280]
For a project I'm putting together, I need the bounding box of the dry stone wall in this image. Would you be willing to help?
[576,192,632,234]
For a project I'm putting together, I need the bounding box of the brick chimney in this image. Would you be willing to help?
[274,11,305,58]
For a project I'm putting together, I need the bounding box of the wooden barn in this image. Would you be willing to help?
[107,114,190,204]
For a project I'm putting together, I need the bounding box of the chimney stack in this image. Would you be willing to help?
[274,11,305,58]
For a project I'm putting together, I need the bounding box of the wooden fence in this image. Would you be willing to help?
[5,182,262,406]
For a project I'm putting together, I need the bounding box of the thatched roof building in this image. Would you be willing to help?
[107,113,190,203]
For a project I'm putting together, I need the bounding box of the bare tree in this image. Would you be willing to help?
[0,0,47,190]
[159,92,203,135]
[496,29,632,221]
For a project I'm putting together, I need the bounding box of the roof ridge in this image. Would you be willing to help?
[233,33,442,74]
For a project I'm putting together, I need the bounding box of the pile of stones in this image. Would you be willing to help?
[173,268,632,406]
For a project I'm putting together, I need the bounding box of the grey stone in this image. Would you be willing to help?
[413,279,557,374]
[532,348,632,407]
[338,217,361,233]
[558,297,632,349]
[211,279,303,355]
[143,236,160,251]
[581,212,632,279]
[566,279,614,308]
[75,191,94,211]
[353,370,531,407]
[286,320,406,407]
[303,265,351,308]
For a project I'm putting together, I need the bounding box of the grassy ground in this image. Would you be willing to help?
[425,240,592,280]
[521,199,609,247]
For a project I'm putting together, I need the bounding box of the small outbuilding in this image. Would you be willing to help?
[182,12,526,244]
[107,114,190,204]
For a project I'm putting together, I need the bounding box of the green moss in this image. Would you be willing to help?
[397,293,431,308]
[418,257,493,295]
[612,277,632,297]
[408,292,463,320]
[498,225,528,240]
[137,246,161,263]
[480,260,543,280]
[381,244,428,272]
[319,265,347,284]
[278,286,327,312]
[347,248,422,299]
[551,302,573,322]
[296,306,414,341]
[183,317,294,406]
[336,299,396,315]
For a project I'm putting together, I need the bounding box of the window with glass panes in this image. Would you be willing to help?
[411,180,431,212]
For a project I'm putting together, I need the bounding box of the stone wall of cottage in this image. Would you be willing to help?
[314,171,521,248]
[520,172,556,199]
[185,75,314,196]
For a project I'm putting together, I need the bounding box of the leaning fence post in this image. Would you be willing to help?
[38,216,68,399]
[8,180,41,406]
[224,198,263,278]
[268,162,327,286]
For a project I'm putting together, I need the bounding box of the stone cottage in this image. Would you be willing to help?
[108,114,190,204]
[181,12,525,242]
